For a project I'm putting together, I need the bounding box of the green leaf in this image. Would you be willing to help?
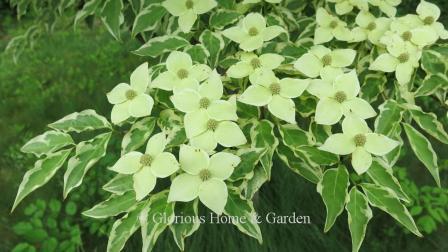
[374,100,403,136]
[408,105,448,144]
[63,132,112,198]
[366,159,410,202]
[140,191,175,252]
[199,30,225,68]
[402,123,440,187]
[12,149,72,211]
[157,109,187,148]
[278,124,311,148]
[48,109,111,133]
[296,146,339,166]
[169,201,200,251]
[317,165,349,232]
[185,44,210,64]
[360,183,422,237]
[250,120,279,178]
[276,144,322,183]
[224,189,262,244]
[209,10,241,30]
[103,174,134,195]
[132,4,166,36]
[421,50,446,75]
[101,0,124,41]
[415,74,448,97]
[230,148,266,181]
[360,73,386,103]
[83,191,137,218]
[21,131,74,157]
[244,165,268,199]
[133,35,190,57]
[107,203,146,252]
[74,0,103,29]
[121,117,156,154]
[345,188,372,252]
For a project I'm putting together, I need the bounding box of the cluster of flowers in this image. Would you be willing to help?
[103,0,446,214]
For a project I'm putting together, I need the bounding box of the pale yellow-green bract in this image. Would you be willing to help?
[227,52,284,82]
[326,0,369,15]
[314,8,353,44]
[162,0,217,33]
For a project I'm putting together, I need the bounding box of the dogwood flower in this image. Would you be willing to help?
[380,15,437,47]
[368,0,401,17]
[110,133,179,200]
[294,45,356,79]
[326,0,369,15]
[314,8,353,44]
[222,13,284,51]
[413,0,448,40]
[319,116,399,174]
[162,0,217,33]
[369,41,421,85]
[107,63,153,124]
[242,0,281,4]
[307,70,376,125]
[171,70,237,120]
[152,51,211,92]
[239,71,309,123]
[168,145,241,214]
[351,11,391,44]
[227,52,284,83]
[184,96,246,151]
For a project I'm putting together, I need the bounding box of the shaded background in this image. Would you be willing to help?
[1,0,447,251]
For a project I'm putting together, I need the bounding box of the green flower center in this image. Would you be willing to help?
[125,90,138,100]
[423,16,434,25]
[199,169,211,181]
[401,31,412,41]
[206,119,219,131]
[248,27,259,36]
[334,91,347,103]
[199,97,211,109]
[366,22,376,31]
[250,58,262,68]
[269,83,281,95]
[185,0,194,9]
[140,154,153,166]
[397,53,409,63]
[353,134,366,147]
[322,54,332,66]
[177,69,189,79]
[329,20,338,29]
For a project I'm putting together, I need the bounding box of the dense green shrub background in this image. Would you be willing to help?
[0,1,447,251]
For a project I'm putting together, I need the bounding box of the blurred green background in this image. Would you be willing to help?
[1,0,447,251]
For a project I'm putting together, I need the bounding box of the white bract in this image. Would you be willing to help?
[239,71,309,123]
[352,11,391,44]
[368,0,401,17]
[168,145,241,214]
[110,133,179,200]
[163,0,217,33]
[107,63,153,124]
[294,45,356,79]
[227,52,284,83]
[152,51,211,92]
[414,0,448,40]
[314,8,353,44]
[319,116,399,174]
[222,13,284,51]
[307,70,376,125]
[326,0,369,15]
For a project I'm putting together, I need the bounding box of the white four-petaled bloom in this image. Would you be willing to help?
[326,0,369,15]
[314,8,353,44]
[352,11,391,44]
[222,13,284,51]
[368,0,401,17]
[227,52,284,83]
[319,116,399,174]
[239,71,309,123]
[152,51,211,93]
[163,0,217,33]
[107,63,154,124]
[414,0,448,40]
[168,145,241,214]
[307,70,376,125]
[110,133,179,200]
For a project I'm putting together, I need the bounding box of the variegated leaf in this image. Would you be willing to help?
[408,105,448,144]
[48,109,111,133]
[132,4,166,36]
[21,130,74,157]
[367,159,410,202]
[374,100,403,136]
[121,117,156,154]
[170,200,200,251]
[250,120,279,179]
[346,188,372,252]
[103,174,134,195]
[83,190,137,218]
[133,35,190,57]
[230,148,266,181]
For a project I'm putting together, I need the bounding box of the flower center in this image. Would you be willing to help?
[333,91,347,103]
[250,58,262,68]
[366,22,376,31]
[321,54,332,66]
[329,20,338,29]
[269,83,281,95]
[353,134,366,147]
[401,31,412,41]
[248,27,259,36]
[185,0,194,9]
[397,53,409,63]
[140,154,153,166]
[177,69,189,79]
[199,169,211,181]
[199,97,210,109]
[125,90,138,100]
[206,119,219,131]
[423,16,434,25]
